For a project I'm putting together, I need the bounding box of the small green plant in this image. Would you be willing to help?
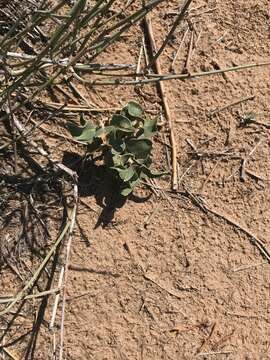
[68,101,167,196]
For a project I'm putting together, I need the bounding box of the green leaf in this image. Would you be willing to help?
[142,118,157,138]
[113,166,136,182]
[68,121,96,143]
[141,166,169,179]
[95,126,114,138]
[68,103,159,197]
[129,175,140,189]
[108,130,126,153]
[111,114,134,132]
[121,187,133,196]
[112,154,130,167]
[126,139,152,159]
[110,140,126,154]
[134,157,152,167]
[127,101,143,118]
[120,174,140,196]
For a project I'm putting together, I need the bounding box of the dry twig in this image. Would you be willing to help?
[208,95,255,118]
[193,197,270,263]
[143,15,178,190]
[147,0,193,68]
[171,27,189,72]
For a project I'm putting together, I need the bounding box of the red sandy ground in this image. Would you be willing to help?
[1,0,270,359]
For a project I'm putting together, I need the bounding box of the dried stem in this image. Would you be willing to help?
[0,217,72,316]
[147,0,193,68]
[74,61,270,86]
[143,14,178,190]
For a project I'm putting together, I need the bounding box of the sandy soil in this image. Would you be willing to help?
[0,0,270,359]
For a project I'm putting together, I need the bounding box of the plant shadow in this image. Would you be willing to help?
[62,151,129,228]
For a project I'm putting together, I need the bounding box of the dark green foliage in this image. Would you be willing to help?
[68,101,167,196]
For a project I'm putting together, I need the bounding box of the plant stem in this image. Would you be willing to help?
[147,0,193,68]
[74,61,270,86]
[0,217,72,316]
